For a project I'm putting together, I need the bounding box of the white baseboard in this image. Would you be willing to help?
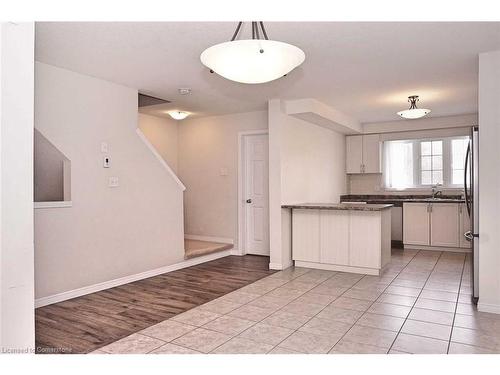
[230,249,244,256]
[269,260,293,270]
[404,245,471,253]
[35,249,233,308]
[477,301,500,315]
[185,234,234,245]
[295,260,380,276]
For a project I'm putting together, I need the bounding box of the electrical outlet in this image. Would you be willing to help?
[108,176,119,187]
[220,167,228,176]
[101,142,109,153]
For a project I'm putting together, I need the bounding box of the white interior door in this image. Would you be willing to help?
[244,134,269,255]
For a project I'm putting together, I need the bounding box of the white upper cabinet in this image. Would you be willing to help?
[362,134,382,173]
[346,135,363,174]
[346,134,381,174]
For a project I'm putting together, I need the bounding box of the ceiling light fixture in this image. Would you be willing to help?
[168,110,190,120]
[397,95,431,119]
[200,22,305,84]
[178,88,192,95]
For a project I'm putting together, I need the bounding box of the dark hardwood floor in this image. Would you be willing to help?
[35,255,274,354]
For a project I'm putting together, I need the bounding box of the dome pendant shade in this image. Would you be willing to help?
[200,22,305,84]
[397,95,431,119]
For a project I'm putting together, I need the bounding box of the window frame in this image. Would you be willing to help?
[383,136,468,190]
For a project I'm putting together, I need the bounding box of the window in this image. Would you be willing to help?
[383,136,469,189]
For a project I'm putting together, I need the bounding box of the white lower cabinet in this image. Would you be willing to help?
[403,203,430,246]
[459,203,472,249]
[320,210,349,265]
[349,211,381,269]
[403,202,468,250]
[292,208,391,274]
[430,203,459,247]
[292,209,320,262]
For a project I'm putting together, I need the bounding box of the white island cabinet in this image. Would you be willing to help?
[283,203,392,276]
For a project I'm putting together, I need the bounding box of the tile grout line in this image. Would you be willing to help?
[214,250,420,354]
[446,254,467,354]
[387,251,447,353]
[325,250,421,354]
[204,267,320,353]
[209,267,373,353]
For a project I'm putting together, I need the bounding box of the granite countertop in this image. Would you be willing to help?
[281,203,393,211]
[340,194,464,207]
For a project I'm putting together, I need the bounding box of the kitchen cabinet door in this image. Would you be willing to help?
[346,135,363,174]
[292,209,320,262]
[349,211,381,269]
[362,134,381,173]
[459,203,472,249]
[430,203,460,247]
[403,203,430,246]
[320,210,349,265]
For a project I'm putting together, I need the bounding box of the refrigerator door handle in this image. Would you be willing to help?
[464,141,471,217]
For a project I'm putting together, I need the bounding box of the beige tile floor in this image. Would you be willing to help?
[95,249,500,354]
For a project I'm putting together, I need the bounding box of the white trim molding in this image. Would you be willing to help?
[34,201,72,209]
[184,234,234,244]
[136,128,186,191]
[269,260,293,271]
[404,245,471,253]
[35,249,232,308]
[477,302,500,315]
[237,129,269,256]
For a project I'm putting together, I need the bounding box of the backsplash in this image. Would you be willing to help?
[347,173,463,197]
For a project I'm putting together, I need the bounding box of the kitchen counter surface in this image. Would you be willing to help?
[340,194,464,207]
[282,203,393,211]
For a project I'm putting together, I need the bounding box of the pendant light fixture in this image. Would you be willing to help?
[200,22,305,84]
[397,95,431,119]
[167,110,190,120]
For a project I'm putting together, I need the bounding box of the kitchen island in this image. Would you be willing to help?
[282,203,393,275]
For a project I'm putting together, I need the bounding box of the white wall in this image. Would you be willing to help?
[138,113,178,173]
[0,22,35,352]
[281,114,346,204]
[34,62,185,300]
[268,99,347,270]
[177,111,267,245]
[478,50,500,314]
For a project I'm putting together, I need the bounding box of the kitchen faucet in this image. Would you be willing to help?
[431,184,443,198]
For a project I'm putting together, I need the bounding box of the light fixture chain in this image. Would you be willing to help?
[230,22,243,41]
[259,22,269,40]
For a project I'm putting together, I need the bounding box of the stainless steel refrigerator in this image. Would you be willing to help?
[464,126,479,304]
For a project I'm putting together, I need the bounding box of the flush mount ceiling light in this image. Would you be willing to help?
[200,22,305,84]
[397,95,431,119]
[168,110,190,120]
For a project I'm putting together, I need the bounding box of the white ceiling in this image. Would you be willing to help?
[35,22,500,123]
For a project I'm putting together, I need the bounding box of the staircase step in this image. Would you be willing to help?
[184,239,233,260]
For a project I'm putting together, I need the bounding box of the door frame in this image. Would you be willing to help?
[237,130,269,256]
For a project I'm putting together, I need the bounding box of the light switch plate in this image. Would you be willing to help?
[108,176,119,187]
[103,156,111,168]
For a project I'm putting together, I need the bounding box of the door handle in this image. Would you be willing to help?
[246,199,252,203]
[464,231,473,241]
